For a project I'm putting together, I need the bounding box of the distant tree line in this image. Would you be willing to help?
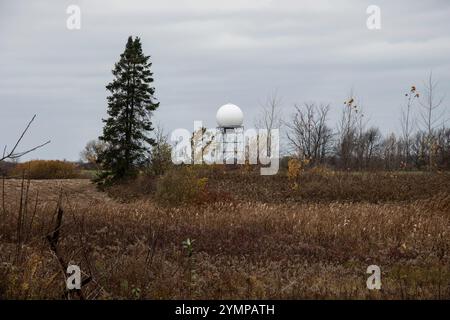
[281,73,449,171]
[81,35,449,179]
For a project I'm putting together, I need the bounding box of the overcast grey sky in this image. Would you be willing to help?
[1,0,449,160]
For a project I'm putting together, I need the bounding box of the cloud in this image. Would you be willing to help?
[0,0,449,160]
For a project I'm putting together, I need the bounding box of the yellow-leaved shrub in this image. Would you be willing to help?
[11,160,79,179]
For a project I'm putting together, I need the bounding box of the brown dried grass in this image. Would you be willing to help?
[0,170,449,299]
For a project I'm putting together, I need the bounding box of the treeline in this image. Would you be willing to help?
[280,76,449,171]
[284,103,450,171]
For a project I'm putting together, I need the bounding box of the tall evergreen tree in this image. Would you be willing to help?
[98,36,159,180]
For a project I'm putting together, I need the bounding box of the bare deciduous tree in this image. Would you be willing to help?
[401,85,419,166]
[336,92,362,169]
[420,72,446,136]
[255,91,283,157]
[359,127,382,169]
[419,72,446,169]
[286,102,332,164]
[382,133,399,170]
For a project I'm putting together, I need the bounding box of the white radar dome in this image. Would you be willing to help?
[216,103,244,128]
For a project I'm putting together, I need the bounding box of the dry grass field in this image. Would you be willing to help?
[0,169,449,299]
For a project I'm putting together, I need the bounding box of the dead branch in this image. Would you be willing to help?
[1,174,5,218]
[46,202,91,300]
[0,115,51,162]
